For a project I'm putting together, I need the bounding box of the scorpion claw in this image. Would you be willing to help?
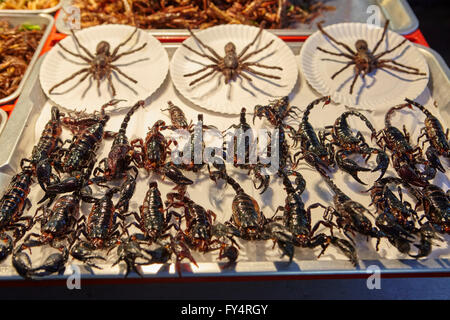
[218,244,239,268]
[12,248,33,279]
[162,163,193,186]
[36,159,53,192]
[372,151,389,181]
[330,237,358,267]
[31,249,68,276]
[0,233,13,261]
[426,146,445,173]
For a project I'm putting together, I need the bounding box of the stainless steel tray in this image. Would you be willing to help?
[55,0,419,37]
[0,2,61,14]
[0,13,54,105]
[0,42,448,280]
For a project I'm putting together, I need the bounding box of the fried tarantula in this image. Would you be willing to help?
[183,23,283,86]
[49,28,147,97]
[316,20,427,94]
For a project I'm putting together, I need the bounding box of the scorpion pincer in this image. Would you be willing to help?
[70,187,125,269]
[273,169,358,265]
[321,110,389,184]
[20,106,63,192]
[210,167,295,261]
[291,96,335,171]
[406,98,449,173]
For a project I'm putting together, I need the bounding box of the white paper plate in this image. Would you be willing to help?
[300,22,429,109]
[40,25,169,112]
[170,24,298,115]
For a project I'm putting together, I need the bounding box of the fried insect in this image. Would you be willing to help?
[183,23,282,86]
[406,98,449,173]
[49,28,147,97]
[316,20,426,94]
[321,110,389,184]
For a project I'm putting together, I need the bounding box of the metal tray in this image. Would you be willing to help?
[55,0,419,37]
[0,42,448,280]
[0,109,7,137]
[0,2,61,14]
[0,13,54,105]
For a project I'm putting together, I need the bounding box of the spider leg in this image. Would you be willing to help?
[186,28,223,61]
[374,39,408,60]
[184,64,217,77]
[237,23,265,58]
[242,65,281,80]
[111,65,138,83]
[240,40,275,63]
[57,42,91,63]
[349,69,362,95]
[243,62,283,70]
[49,68,90,93]
[372,20,390,54]
[317,47,354,59]
[70,29,95,59]
[182,43,219,64]
[110,27,140,59]
[111,42,148,62]
[331,61,355,79]
[378,59,421,72]
[378,63,427,76]
[188,69,218,86]
[317,22,356,56]
[237,70,253,82]
[107,73,117,97]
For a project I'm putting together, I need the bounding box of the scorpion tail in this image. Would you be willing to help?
[12,247,34,280]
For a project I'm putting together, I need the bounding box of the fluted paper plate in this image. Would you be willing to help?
[40,25,169,112]
[300,22,429,109]
[170,25,298,115]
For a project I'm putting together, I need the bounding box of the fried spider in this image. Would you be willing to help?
[49,28,147,97]
[183,23,283,86]
[316,20,427,94]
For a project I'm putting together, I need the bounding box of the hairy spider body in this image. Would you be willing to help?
[316,20,426,94]
[183,24,283,86]
[49,28,147,97]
